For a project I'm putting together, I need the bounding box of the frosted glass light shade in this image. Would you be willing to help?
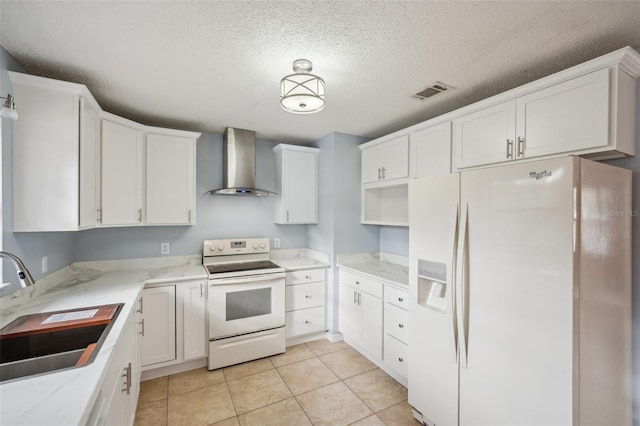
[280,60,325,114]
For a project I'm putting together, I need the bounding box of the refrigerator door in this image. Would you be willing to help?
[458,157,575,425]
[408,174,460,426]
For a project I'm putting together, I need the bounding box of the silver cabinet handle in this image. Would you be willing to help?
[377,167,381,180]
[137,208,142,222]
[305,295,311,299]
[305,320,311,324]
[286,210,290,222]
[305,275,311,280]
[506,139,513,159]
[188,209,192,223]
[200,283,204,298]
[358,292,361,306]
[398,357,404,363]
[353,290,357,304]
[97,208,102,223]
[381,167,386,179]
[136,297,143,313]
[398,323,405,328]
[355,281,360,285]
[517,136,525,157]
[139,318,145,336]
[398,297,404,302]
[121,362,132,394]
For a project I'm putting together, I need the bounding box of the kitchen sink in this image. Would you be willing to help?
[0,304,122,383]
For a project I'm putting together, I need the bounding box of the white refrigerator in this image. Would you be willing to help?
[408,156,632,426]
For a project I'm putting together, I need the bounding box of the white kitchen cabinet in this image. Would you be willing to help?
[383,285,409,381]
[453,65,636,170]
[361,136,409,184]
[182,280,207,360]
[140,285,176,366]
[410,121,452,178]
[140,280,208,373]
[285,268,327,339]
[101,118,145,226]
[452,100,516,169]
[339,270,383,360]
[9,71,102,232]
[273,144,319,224]
[146,132,197,225]
[98,303,140,426]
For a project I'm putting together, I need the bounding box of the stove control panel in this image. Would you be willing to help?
[203,238,270,256]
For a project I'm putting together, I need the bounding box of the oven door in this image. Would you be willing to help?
[208,273,285,340]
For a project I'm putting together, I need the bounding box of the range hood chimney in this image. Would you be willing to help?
[210,127,276,196]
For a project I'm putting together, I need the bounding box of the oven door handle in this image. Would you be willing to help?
[208,272,286,286]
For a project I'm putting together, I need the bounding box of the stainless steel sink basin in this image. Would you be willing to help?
[0,349,85,382]
[0,304,122,383]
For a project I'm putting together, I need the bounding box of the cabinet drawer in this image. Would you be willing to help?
[384,302,409,343]
[340,270,383,299]
[286,282,325,311]
[384,334,408,379]
[384,285,409,310]
[286,268,326,285]
[286,307,326,338]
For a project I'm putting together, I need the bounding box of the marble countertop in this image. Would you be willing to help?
[0,256,206,426]
[337,252,409,287]
[270,248,330,271]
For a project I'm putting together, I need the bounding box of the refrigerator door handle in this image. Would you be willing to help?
[459,203,470,369]
[450,203,460,363]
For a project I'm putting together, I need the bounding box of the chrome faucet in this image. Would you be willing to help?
[0,252,36,288]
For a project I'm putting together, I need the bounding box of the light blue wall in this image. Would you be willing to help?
[379,226,409,256]
[74,132,308,261]
[1,46,75,291]
[308,133,379,334]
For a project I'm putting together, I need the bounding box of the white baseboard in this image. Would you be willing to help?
[140,357,207,381]
[286,330,344,346]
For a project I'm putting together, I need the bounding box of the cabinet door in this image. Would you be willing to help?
[381,136,409,181]
[410,122,451,178]
[140,286,176,366]
[79,98,101,229]
[183,281,207,361]
[283,149,318,223]
[146,134,195,225]
[360,291,383,359]
[516,68,609,159]
[453,100,516,170]
[361,145,385,184]
[101,120,144,226]
[339,283,361,345]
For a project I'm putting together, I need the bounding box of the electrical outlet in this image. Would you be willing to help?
[273,238,281,248]
[41,256,48,274]
[161,243,170,255]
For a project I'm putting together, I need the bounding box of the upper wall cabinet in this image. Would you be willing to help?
[9,71,201,231]
[273,144,319,224]
[410,122,452,178]
[453,50,639,170]
[101,118,145,226]
[361,136,409,184]
[9,72,102,232]
[146,132,197,225]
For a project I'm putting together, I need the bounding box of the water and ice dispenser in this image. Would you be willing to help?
[417,259,447,312]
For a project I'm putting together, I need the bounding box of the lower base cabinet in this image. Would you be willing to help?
[285,269,327,339]
[97,304,140,426]
[339,268,409,384]
[140,280,206,370]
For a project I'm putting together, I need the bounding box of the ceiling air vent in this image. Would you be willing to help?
[414,82,454,100]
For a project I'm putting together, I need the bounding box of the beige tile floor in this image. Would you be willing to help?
[135,340,420,426]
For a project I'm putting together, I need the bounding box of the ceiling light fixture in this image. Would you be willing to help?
[0,94,18,120]
[280,59,325,114]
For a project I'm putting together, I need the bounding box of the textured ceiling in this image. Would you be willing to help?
[1,1,639,144]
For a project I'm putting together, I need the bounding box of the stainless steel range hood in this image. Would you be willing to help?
[210,128,276,196]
